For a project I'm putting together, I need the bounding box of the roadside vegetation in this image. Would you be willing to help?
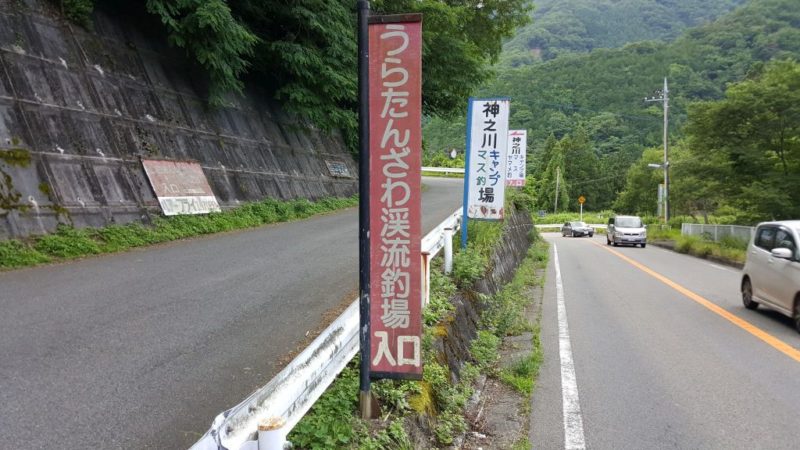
[425,0,800,225]
[647,227,747,265]
[290,195,548,448]
[54,0,530,151]
[0,196,357,270]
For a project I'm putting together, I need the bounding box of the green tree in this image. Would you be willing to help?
[146,0,258,106]
[684,59,800,220]
[537,139,570,212]
[561,127,600,205]
[613,147,663,215]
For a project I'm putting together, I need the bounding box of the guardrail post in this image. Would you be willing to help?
[444,227,453,275]
[421,252,431,306]
[258,418,286,450]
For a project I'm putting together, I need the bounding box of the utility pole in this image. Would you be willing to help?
[554,166,560,214]
[645,78,669,223]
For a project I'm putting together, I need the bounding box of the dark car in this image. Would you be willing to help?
[562,221,594,237]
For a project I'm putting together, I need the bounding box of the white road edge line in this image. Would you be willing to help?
[707,262,736,273]
[554,244,587,450]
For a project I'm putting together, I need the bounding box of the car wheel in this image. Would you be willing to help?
[641,243,646,248]
[606,237,611,245]
[589,233,594,237]
[794,296,800,334]
[571,231,576,237]
[612,241,618,247]
[742,278,758,310]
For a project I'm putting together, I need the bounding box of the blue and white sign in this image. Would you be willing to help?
[464,98,510,221]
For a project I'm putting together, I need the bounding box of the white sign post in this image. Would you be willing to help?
[506,130,527,187]
[463,98,510,219]
[460,98,510,248]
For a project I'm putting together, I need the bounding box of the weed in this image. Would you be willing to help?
[512,437,533,450]
[34,225,100,258]
[0,195,357,269]
[424,265,457,326]
[452,248,485,287]
[359,419,412,450]
[0,240,50,268]
[500,330,543,396]
[471,330,501,372]
[288,363,360,448]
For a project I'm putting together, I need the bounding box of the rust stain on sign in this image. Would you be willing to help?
[141,159,221,215]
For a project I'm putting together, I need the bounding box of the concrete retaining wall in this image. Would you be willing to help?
[434,207,534,379]
[0,0,357,239]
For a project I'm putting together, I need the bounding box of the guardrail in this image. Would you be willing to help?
[681,223,754,243]
[191,208,463,450]
[420,166,465,175]
[535,224,606,230]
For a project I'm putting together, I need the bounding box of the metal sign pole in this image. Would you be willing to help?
[356,0,372,420]
[460,99,474,249]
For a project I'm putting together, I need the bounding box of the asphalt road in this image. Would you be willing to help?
[0,177,463,449]
[531,233,800,449]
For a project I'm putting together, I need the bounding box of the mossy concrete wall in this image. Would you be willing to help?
[435,207,534,378]
[0,0,357,239]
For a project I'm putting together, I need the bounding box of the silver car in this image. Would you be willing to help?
[606,215,647,247]
[741,220,800,333]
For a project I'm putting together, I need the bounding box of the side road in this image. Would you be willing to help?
[0,177,463,449]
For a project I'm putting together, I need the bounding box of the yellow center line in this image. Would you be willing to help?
[590,241,800,363]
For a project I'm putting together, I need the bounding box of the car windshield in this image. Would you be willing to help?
[616,217,642,228]
[571,222,586,227]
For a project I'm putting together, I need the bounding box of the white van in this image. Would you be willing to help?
[606,215,647,248]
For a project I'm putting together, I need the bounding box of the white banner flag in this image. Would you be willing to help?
[506,130,527,187]
[466,98,510,220]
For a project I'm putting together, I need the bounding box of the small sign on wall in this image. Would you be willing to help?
[141,159,221,216]
[325,160,353,178]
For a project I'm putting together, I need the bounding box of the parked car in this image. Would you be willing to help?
[562,221,594,237]
[741,220,800,333]
[606,215,647,247]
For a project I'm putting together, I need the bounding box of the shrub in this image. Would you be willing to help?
[0,240,50,268]
[452,248,485,287]
[34,225,100,258]
[471,330,501,371]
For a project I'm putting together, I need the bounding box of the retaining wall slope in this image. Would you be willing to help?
[0,0,357,239]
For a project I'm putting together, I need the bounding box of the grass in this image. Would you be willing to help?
[648,227,747,264]
[535,210,612,225]
[499,327,543,396]
[0,195,358,270]
[290,204,543,448]
[486,239,548,397]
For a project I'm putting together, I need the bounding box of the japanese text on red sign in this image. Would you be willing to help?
[369,19,423,378]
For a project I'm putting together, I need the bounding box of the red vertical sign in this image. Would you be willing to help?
[369,16,423,379]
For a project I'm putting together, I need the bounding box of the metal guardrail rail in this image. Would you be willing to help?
[191,208,463,450]
[535,223,606,230]
[681,223,754,243]
[420,166,465,174]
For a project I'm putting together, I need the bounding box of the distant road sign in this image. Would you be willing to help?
[578,195,586,204]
